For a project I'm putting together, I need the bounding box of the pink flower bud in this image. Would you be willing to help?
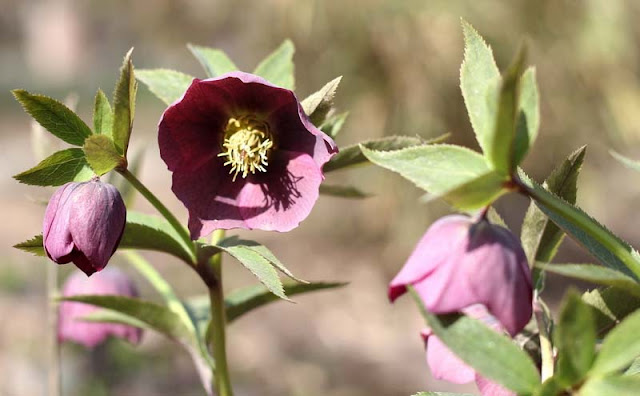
[58,268,142,348]
[389,214,532,336]
[421,305,516,396]
[43,180,126,276]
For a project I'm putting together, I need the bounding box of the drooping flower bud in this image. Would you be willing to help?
[389,214,532,336]
[43,180,126,276]
[58,268,142,348]
[421,305,516,396]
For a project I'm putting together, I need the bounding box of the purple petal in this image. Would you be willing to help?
[388,215,471,302]
[475,375,516,396]
[43,182,82,262]
[422,330,475,384]
[58,268,142,348]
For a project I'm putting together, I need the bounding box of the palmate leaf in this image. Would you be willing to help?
[513,68,540,165]
[13,148,94,186]
[408,287,540,394]
[83,134,124,176]
[112,48,137,157]
[12,89,92,146]
[580,376,640,396]
[136,69,194,106]
[253,39,295,90]
[362,144,509,210]
[187,44,238,78]
[320,111,349,138]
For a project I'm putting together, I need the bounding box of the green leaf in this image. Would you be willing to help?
[14,234,44,256]
[412,393,475,396]
[319,184,370,199]
[218,236,306,283]
[136,69,194,106]
[460,20,500,157]
[537,263,640,297]
[83,134,124,175]
[581,375,640,396]
[582,287,640,336]
[611,150,640,172]
[408,288,540,394]
[13,148,94,186]
[363,144,508,210]
[301,76,342,126]
[485,44,526,174]
[320,111,349,138]
[517,168,640,280]
[513,68,540,165]
[533,377,563,396]
[112,48,137,157]
[253,39,295,90]
[521,146,586,266]
[12,89,92,146]
[554,290,596,387]
[184,282,347,327]
[591,309,640,376]
[120,211,194,263]
[93,89,113,137]
[225,281,347,323]
[187,44,238,78]
[624,357,640,376]
[324,135,431,173]
[62,295,195,346]
[436,170,509,211]
[215,239,287,300]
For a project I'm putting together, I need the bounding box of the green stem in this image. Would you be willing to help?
[46,257,60,396]
[119,168,196,263]
[515,173,640,280]
[207,242,233,396]
[534,295,554,381]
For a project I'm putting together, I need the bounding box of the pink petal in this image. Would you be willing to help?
[388,215,471,302]
[475,375,516,396]
[424,332,475,384]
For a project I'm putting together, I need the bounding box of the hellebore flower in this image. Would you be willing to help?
[43,180,126,276]
[58,268,142,348]
[158,71,338,238]
[421,305,516,396]
[389,214,532,336]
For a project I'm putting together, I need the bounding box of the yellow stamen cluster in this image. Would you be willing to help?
[218,117,274,181]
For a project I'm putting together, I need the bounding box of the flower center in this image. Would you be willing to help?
[218,117,274,181]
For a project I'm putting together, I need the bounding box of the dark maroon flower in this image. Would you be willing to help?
[43,180,126,276]
[58,268,142,348]
[389,214,532,336]
[158,71,338,238]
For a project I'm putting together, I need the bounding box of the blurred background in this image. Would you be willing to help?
[3,0,640,395]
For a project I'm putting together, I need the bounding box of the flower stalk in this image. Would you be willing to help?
[119,168,197,264]
[206,229,233,396]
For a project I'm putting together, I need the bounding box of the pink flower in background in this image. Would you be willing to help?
[43,180,126,276]
[158,71,338,238]
[58,268,142,348]
[421,305,516,396]
[389,214,532,336]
